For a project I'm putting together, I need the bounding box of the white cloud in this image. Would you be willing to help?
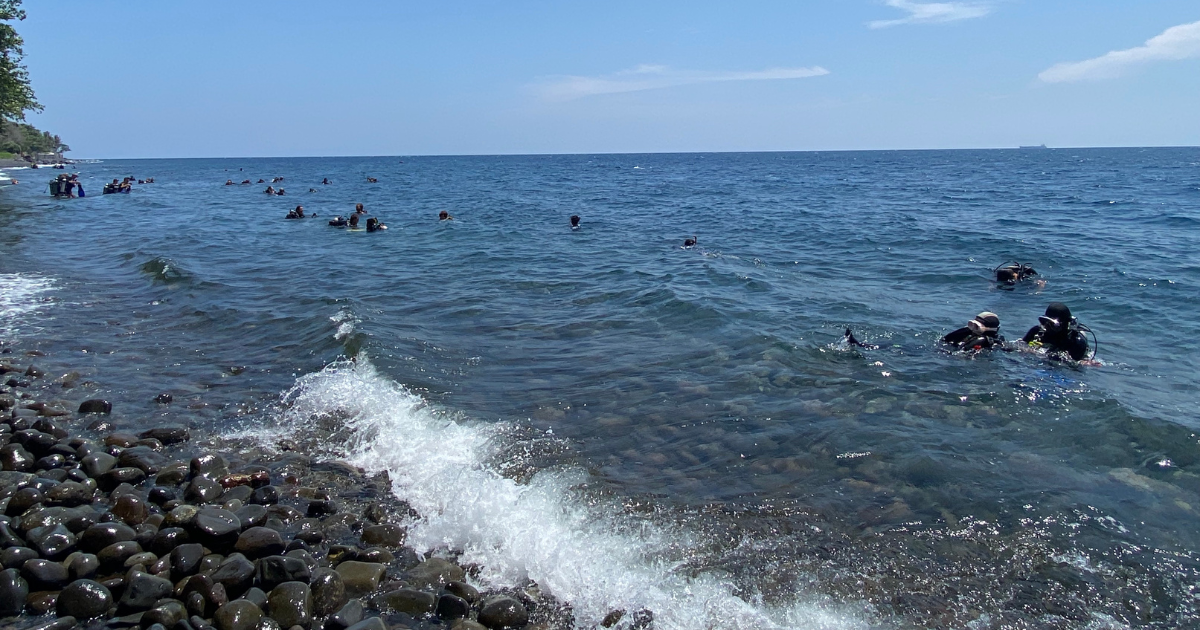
[1039,19,1200,83]
[868,0,990,29]
[535,64,830,101]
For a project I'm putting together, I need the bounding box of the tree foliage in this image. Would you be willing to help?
[0,0,40,122]
[0,119,65,154]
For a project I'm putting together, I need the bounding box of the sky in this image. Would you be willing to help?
[16,0,1200,158]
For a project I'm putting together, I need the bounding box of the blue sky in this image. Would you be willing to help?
[18,0,1200,157]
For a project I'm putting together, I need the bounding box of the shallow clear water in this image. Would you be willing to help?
[2,149,1199,628]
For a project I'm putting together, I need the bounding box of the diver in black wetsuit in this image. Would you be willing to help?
[942,312,1005,351]
[1022,302,1091,361]
[570,215,580,230]
[995,262,1038,284]
[328,216,348,227]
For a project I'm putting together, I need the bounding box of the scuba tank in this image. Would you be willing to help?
[48,179,60,197]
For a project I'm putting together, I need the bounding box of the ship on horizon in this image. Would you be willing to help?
[1019,144,1049,149]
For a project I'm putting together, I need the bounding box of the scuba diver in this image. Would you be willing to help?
[570,215,581,230]
[328,216,348,227]
[995,261,1038,284]
[843,328,880,350]
[439,210,453,221]
[349,214,360,228]
[286,206,305,219]
[942,312,1005,351]
[1022,302,1093,361]
[683,235,697,248]
[366,217,387,232]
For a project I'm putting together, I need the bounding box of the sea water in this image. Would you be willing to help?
[1,149,1198,628]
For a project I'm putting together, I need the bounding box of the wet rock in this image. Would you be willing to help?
[191,455,229,478]
[148,486,177,506]
[333,562,384,597]
[171,543,206,576]
[6,486,44,515]
[112,494,150,525]
[34,454,67,470]
[99,467,148,492]
[1,443,35,472]
[79,399,112,414]
[117,570,173,611]
[45,480,94,506]
[477,595,529,629]
[56,578,113,619]
[0,567,28,615]
[220,485,253,505]
[186,477,224,503]
[436,593,469,620]
[119,447,168,475]
[343,619,385,630]
[68,552,100,580]
[105,433,139,448]
[210,555,255,597]
[81,452,118,478]
[0,470,35,491]
[98,540,143,572]
[235,527,283,559]
[359,524,403,548]
[242,586,268,608]
[21,558,70,590]
[444,581,478,604]
[309,567,346,617]
[404,557,464,590]
[145,527,189,556]
[305,500,338,517]
[25,590,58,614]
[354,548,393,565]
[0,546,38,570]
[451,622,487,630]
[257,555,310,590]
[155,462,190,486]
[145,600,188,627]
[25,523,77,558]
[24,365,42,378]
[324,599,362,630]
[193,508,241,551]
[213,599,263,630]
[249,486,279,506]
[165,505,201,528]
[85,419,115,433]
[268,582,311,629]
[139,426,190,445]
[375,588,435,616]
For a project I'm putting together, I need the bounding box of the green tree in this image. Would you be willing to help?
[0,0,40,122]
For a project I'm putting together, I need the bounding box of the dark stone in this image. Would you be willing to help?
[154,394,173,405]
[190,455,229,478]
[20,505,98,534]
[219,485,253,504]
[186,590,206,617]
[249,486,279,506]
[21,558,70,590]
[213,599,262,630]
[78,400,112,414]
[234,527,283,559]
[148,487,177,506]
[25,522,77,558]
[342,618,385,630]
[267,582,311,629]
[81,452,118,478]
[359,524,403,548]
[135,523,159,549]
[308,567,345,617]
[99,468,148,492]
[209,556,255,597]
[242,586,267,608]
[1,443,35,472]
[80,522,137,553]
[45,480,94,507]
[257,556,310,590]
[305,500,338,517]
[164,505,200,529]
[323,599,362,630]
[118,447,168,475]
[57,578,113,619]
[0,520,25,548]
[0,546,38,570]
[477,595,529,630]
[85,419,115,432]
[105,434,139,448]
[375,588,435,616]
[138,426,190,445]
[193,508,241,551]
[112,495,150,526]
[170,543,206,576]
[117,571,173,611]
[354,548,392,565]
[435,593,469,620]
[26,589,58,614]
[68,552,100,580]
[24,365,42,378]
[332,562,383,598]
[98,540,143,573]
[444,581,478,604]
[15,430,57,456]
[123,550,157,569]
[34,454,67,470]
[185,477,223,504]
[404,558,464,590]
[40,468,70,482]
[143,600,188,628]
[6,486,44,515]
[0,567,28,615]
[155,462,190,486]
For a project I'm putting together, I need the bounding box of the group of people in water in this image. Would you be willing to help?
[845,261,1097,363]
[47,174,155,198]
[288,202,389,232]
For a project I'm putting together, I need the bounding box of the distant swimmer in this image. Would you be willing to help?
[366,217,387,232]
[322,178,331,185]
[257,179,265,184]
[570,215,581,230]
[439,210,453,221]
[844,328,879,350]
[366,177,378,183]
[328,216,348,227]
[309,188,318,193]
[241,180,251,185]
[275,188,286,196]
[942,312,1004,351]
[286,205,306,219]
[683,235,697,248]
[349,214,360,228]
[225,179,234,186]
[1022,302,1094,362]
[272,177,284,183]
[355,203,366,214]
[995,261,1039,285]
[264,186,275,195]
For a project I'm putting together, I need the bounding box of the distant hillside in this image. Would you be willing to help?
[0,120,67,161]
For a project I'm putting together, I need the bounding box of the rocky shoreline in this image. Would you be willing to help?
[0,349,612,630]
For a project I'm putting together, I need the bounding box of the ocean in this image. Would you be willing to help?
[2,149,1198,628]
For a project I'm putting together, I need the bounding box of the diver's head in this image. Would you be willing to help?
[355,203,364,213]
[966,312,1000,337]
[570,215,580,227]
[439,210,449,220]
[1038,302,1073,333]
[996,266,1018,283]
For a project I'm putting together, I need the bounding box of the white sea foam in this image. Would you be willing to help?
[330,309,357,341]
[0,273,55,338]
[267,359,872,630]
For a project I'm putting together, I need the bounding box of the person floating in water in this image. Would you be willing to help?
[241,179,251,185]
[366,177,378,183]
[225,179,234,186]
[844,328,880,350]
[354,203,366,215]
[366,217,387,232]
[349,214,360,228]
[439,210,453,221]
[942,312,1004,351]
[995,261,1039,284]
[286,205,306,219]
[328,216,348,227]
[257,179,265,184]
[1022,302,1092,361]
[275,188,286,196]
[683,235,697,248]
[322,178,331,185]
[264,186,275,195]
[570,215,581,230]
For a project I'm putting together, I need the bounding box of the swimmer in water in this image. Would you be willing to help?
[257,179,265,184]
[264,186,275,195]
[286,205,305,219]
[683,235,697,248]
[843,328,880,350]
[322,178,331,185]
[942,312,1005,351]
[1022,302,1092,361]
[366,177,378,183]
[995,262,1039,285]
[366,217,387,232]
[225,180,233,186]
[241,180,251,185]
[349,214,360,228]
[328,216,347,227]
[275,188,286,196]
[570,215,581,230]
[355,203,365,215]
[439,210,453,221]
